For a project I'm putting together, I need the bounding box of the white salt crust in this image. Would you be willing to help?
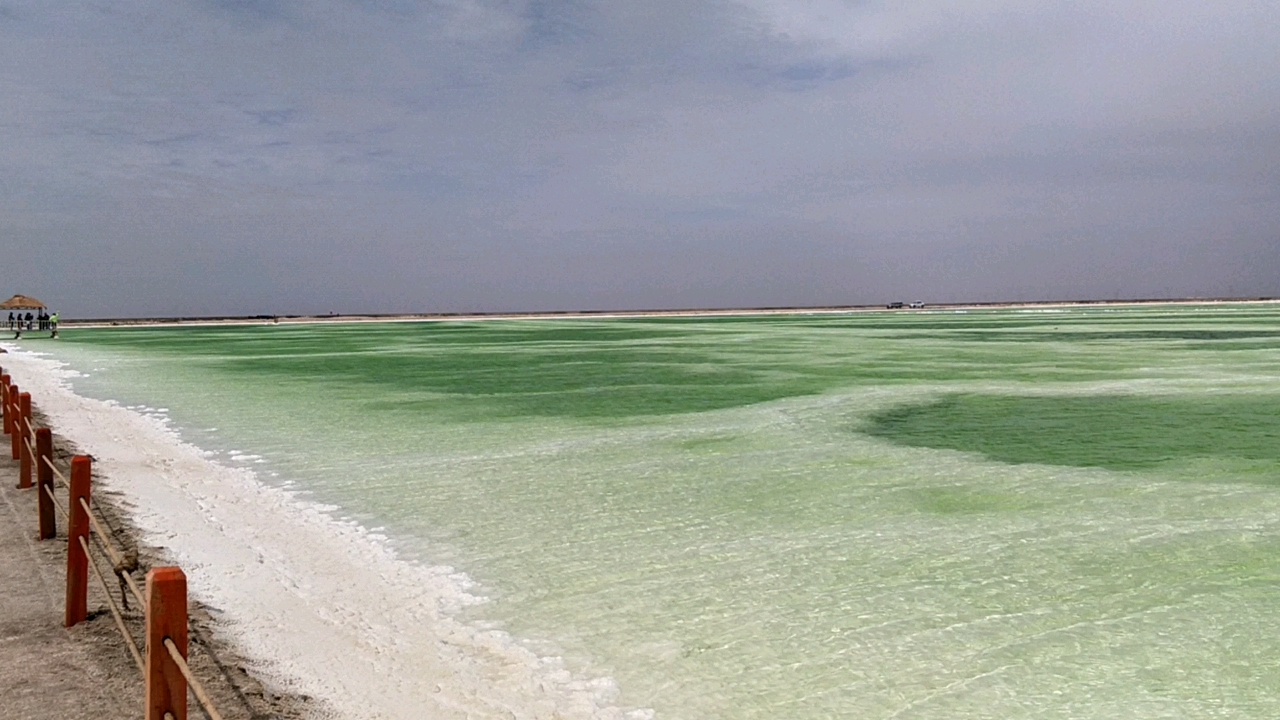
[1,345,652,720]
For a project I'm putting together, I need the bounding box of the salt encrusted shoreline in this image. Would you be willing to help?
[0,347,653,720]
[0,404,317,720]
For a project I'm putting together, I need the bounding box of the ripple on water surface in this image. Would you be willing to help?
[38,304,1280,718]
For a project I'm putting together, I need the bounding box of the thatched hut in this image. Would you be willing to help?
[0,294,45,310]
[3,294,54,337]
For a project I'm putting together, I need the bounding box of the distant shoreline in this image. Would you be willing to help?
[55,296,1280,328]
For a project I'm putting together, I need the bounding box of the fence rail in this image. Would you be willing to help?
[2,366,225,720]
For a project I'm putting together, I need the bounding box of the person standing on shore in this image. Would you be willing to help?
[50,312,58,338]
[6,312,12,330]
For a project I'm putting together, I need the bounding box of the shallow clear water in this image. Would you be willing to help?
[33,304,1280,718]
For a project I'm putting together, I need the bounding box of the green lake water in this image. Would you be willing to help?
[36,303,1280,718]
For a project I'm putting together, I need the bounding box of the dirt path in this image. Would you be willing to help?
[0,449,143,718]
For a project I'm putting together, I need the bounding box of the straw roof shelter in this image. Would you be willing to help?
[0,295,46,309]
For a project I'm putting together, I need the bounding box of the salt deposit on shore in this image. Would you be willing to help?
[0,345,648,720]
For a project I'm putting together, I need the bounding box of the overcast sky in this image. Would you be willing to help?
[2,1,1278,317]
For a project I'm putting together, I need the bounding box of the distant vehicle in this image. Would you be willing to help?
[909,302,925,309]
[887,302,905,309]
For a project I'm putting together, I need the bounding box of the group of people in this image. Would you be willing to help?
[7,310,57,338]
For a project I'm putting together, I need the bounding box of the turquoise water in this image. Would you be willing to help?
[37,304,1280,718]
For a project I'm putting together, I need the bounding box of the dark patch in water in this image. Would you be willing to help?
[865,394,1280,472]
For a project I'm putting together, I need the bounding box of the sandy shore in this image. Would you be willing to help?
[0,405,316,719]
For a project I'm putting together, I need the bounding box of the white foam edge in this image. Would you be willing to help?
[0,345,653,720]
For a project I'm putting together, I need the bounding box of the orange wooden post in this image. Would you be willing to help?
[3,378,12,436]
[8,384,19,459]
[145,567,188,720]
[36,428,55,539]
[0,372,7,433]
[17,392,31,488]
[64,456,91,627]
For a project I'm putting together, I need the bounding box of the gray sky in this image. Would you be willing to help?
[2,0,1278,317]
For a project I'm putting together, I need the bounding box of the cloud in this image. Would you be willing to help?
[205,0,289,21]
[0,0,1277,316]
